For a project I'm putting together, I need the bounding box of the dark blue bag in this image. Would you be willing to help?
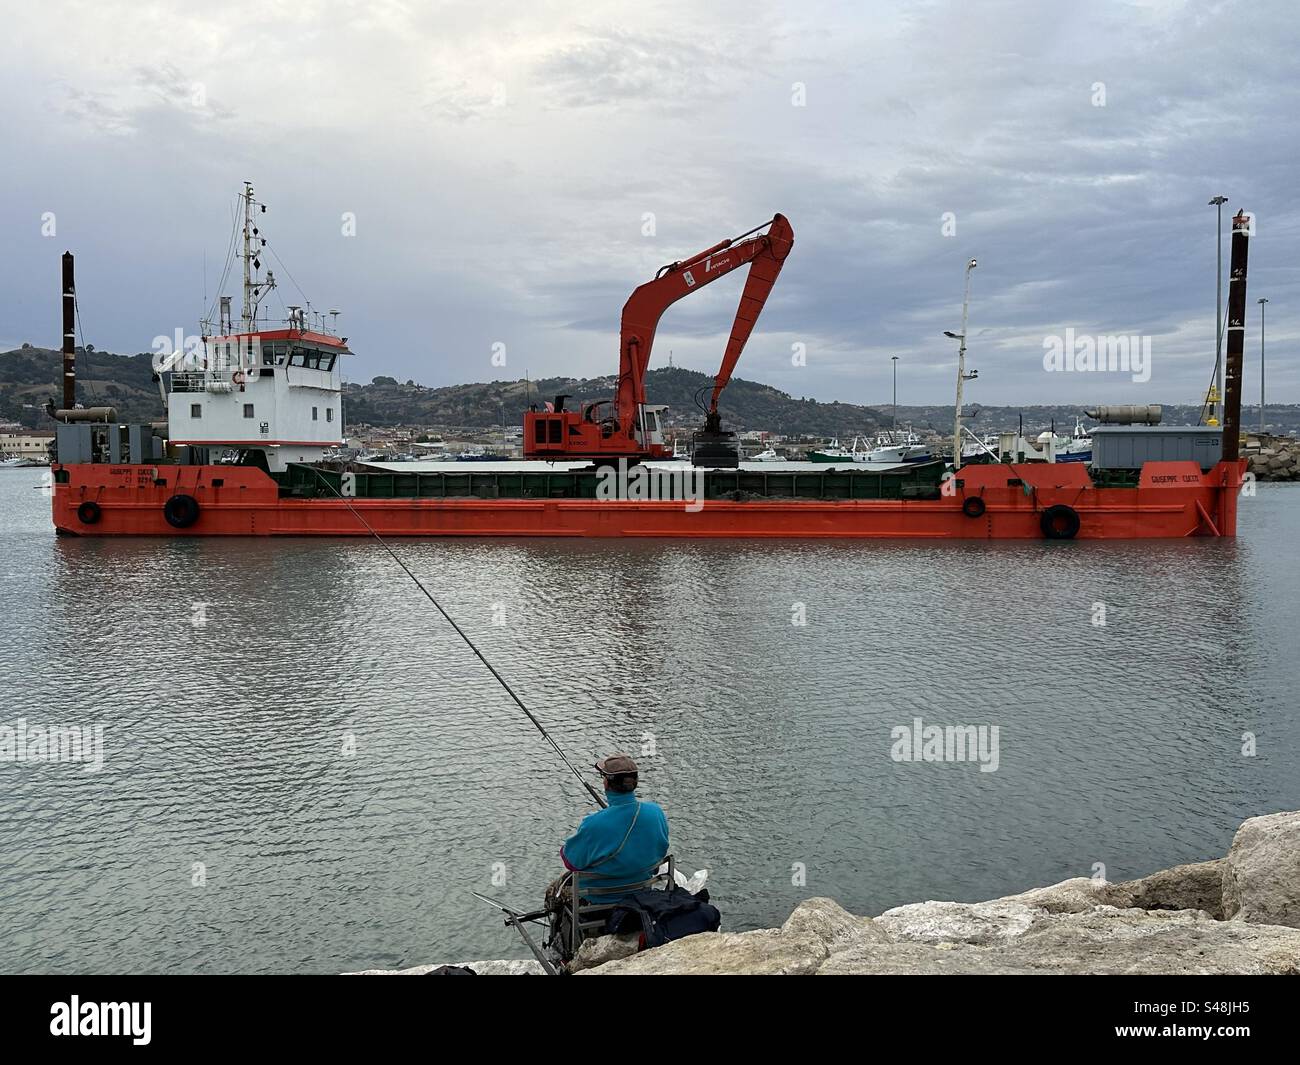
[606,888,721,949]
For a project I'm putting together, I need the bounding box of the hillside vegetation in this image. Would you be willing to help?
[4,346,1295,435]
[0,348,884,435]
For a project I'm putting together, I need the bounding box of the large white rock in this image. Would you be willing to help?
[780,896,890,950]
[874,900,1039,944]
[578,929,830,976]
[1222,810,1300,928]
[568,933,641,974]
[989,864,1225,919]
[349,959,546,975]
[579,905,1300,975]
[994,877,1119,914]
[818,908,1300,975]
[579,896,890,976]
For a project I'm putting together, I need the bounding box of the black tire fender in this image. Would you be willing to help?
[961,496,986,519]
[1040,503,1081,540]
[77,501,102,525]
[163,494,201,529]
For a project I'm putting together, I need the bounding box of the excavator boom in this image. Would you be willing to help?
[618,214,794,424]
[524,213,793,461]
[707,214,794,412]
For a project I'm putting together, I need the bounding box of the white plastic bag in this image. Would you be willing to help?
[661,862,709,895]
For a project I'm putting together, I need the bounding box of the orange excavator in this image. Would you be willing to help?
[524,214,794,466]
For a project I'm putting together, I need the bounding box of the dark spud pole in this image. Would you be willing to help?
[62,252,76,412]
[1221,212,1251,463]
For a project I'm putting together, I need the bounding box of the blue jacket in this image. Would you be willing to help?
[561,790,669,899]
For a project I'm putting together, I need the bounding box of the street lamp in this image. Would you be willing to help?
[948,258,978,470]
[1258,297,1268,436]
[891,355,899,431]
[1208,195,1229,424]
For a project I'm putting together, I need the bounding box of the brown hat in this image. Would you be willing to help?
[595,753,639,777]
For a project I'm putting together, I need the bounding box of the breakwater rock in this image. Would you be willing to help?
[1248,444,1300,481]
[361,810,1300,976]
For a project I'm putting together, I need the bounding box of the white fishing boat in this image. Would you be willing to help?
[866,429,931,464]
[960,432,1001,464]
[998,417,1095,464]
[807,437,869,463]
[751,447,788,462]
[1055,418,1094,463]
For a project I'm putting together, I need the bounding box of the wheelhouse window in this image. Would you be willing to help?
[190,403,202,418]
[312,407,319,421]
[243,404,254,418]
[326,408,334,422]
[287,347,337,371]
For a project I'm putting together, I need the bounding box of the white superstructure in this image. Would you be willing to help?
[164,183,350,473]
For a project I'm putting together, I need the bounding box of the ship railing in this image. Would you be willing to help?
[170,372,209,393]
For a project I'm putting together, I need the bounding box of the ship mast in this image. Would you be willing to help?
[241,181,253,333]
[239,181,275,335]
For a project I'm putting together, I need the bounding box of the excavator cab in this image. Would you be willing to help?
[638,405,667,451]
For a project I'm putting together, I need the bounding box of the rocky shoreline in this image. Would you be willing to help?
[358,810,1300,975]
[1247,442,1300,481]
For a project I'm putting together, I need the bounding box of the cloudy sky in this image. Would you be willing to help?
[2,0,1296,407]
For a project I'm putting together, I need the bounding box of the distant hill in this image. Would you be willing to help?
[4,346,1295,436]
[342,366,884,436]
[0,348,885,436]
[0,347,161,426]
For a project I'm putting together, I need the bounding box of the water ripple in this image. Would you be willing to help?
[0,470,1296,972]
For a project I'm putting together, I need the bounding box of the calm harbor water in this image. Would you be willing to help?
[1,469,1297,973]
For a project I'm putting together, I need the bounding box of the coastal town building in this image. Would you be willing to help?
[0,431,54,461]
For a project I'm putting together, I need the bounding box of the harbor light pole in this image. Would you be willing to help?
[1208,195,1229,424]
[946,258,978,470]
[891,355,899,431]
[1258,297,1268,435]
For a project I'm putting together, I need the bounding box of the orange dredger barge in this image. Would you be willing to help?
[50,458,1243,539]
[46,190,1257,542]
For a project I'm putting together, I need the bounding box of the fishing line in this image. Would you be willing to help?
[306,466,607,810]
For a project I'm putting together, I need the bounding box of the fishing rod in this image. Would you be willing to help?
[309,467,607,810]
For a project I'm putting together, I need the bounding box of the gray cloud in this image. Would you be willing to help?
[1,0,1296,409]
[530,28,735,111]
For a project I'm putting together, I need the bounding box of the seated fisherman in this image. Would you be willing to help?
[549,753,669,907]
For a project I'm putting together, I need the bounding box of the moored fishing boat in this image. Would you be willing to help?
[810,430,932,465]
[866,429,932,464]
[1054,417,1094,463]
[807,437,869,463]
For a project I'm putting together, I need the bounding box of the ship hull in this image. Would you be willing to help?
[51,459,1244,539]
